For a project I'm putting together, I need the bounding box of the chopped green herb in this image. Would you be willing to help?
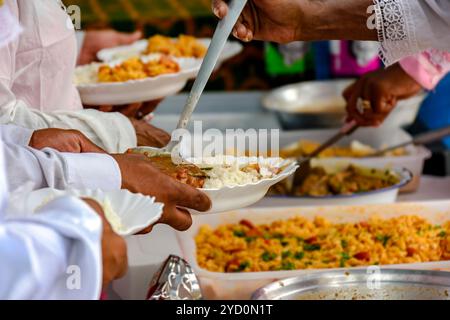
[280,261,295,270]
[245,236,256,243]
[272,233,284,240]
[341,252,350,260]
[376,234,391,247]
[341,239,348,248]
[233,230,246,238]
[294,251,305,260]
[304,243,321,251]
[282,251,292,259]
[438,231,447,238]
[263,233,271,240]
[234,261,250,272]
[339,252,350,268]
[261,251,277,262]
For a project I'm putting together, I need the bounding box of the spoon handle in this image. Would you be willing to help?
[166,0,248,152]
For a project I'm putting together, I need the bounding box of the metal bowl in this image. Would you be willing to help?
[262,79,426,130]
[252,269,450,300]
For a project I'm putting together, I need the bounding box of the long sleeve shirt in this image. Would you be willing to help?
[374,0,450,65]
[0,124,121,192]
[0,0,136,153]
[0,132,103,299]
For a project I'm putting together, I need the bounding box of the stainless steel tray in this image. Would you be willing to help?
[262,79,425,130]
[252,269,450,300]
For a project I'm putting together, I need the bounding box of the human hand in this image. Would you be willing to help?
[213,0,377,43]
[212,0,303,43]
[82,198,128,290]
[111,154,211,231]
[129,118,171,148]
[29,128,105,153]
[78,29,142,65]
[86,99,162,119]
[344,63,422,127]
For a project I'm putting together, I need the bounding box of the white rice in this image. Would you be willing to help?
[197,156,281,189]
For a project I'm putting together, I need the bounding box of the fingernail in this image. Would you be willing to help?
[213,7,220,17]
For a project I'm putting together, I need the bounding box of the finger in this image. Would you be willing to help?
[81,139,107,153]
[158,206,193,231]
[135,225,153,235]
[343,82,358,101]
[212,0,228,19]
[115,237,128,278]
[137,99,162,118]
[236,23,248,41]
[173,182,212,212]
[118,30,142,45]
[97,105,114,112]
[77,131,107,153]
[117,103,143,117]
[345,79,367,125]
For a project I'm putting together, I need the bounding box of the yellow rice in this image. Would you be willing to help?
[195,216,450,273]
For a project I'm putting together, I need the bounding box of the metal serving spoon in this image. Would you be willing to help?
[290,120,359,195]
[370,125,450,157]
[163,0,248,154]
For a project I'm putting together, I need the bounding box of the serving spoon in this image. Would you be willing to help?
[369,125,450,157]
[290,120,359,195]
[163,0,248,154]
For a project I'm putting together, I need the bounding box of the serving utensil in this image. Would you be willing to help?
[370,125,450,157]
[164,0,248,153]
[290,120,359,194]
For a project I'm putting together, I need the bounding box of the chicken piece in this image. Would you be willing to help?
[145,155,207,188]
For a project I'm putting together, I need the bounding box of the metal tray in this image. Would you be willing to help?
[252,269,450,300]
[262,79,425,130]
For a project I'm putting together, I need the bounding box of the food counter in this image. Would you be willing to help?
[110,92,450,300]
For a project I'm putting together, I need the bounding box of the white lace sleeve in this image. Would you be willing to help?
[374,0,450,66]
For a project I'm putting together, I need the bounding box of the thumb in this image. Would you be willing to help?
[78,133,107,153]
[118,30,142,45]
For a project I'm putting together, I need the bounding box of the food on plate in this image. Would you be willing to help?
[294,165,400,197]
[196,216,450,272]
[130,150,284,189]
[98,56,180,83]
[74,55,180,85]
[280,140,406,159]
[145,35,207,58]
[145,154,207,189]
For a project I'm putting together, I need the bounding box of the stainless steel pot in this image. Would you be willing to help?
[262,79,425,130]
[252,269,450,300]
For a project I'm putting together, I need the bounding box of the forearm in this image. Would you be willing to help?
[299,0,377,41]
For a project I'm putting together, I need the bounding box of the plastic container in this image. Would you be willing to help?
[177,201,450,300]
[278,127,431,192]
[273,162,412,206]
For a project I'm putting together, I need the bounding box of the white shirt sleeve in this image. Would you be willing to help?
[3,141,121,192]
[0,37,137,154]
[0,196,103,300]
[374,0,450,66]
[0,124,33,145]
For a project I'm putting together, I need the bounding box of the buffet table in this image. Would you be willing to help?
[110,92,450,300]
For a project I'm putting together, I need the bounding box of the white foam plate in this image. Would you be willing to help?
[74,57,202,105]
[19,188,164,236]
[96,38,243,74]
[131,147,298,214]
